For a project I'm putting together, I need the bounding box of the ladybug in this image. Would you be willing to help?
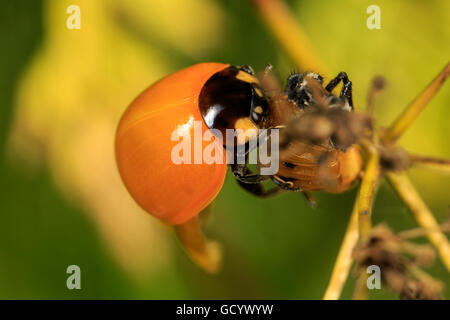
[116,63,363,225]
[115,63,268,225]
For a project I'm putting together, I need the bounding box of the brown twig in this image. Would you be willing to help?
[409,153,450,175]
[398,219,450,239]
[366,76,386,115]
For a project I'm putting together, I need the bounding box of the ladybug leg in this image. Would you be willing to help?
[258,64,283,97]
[232,158,282,197]
[239,64,255,75]
[302,191,318,208]
[231,156,269,184]
[272,176,318,206]
[325,72,353,109]
[271,175,300,191]
[236,180,284,198]
[231,164,268,184]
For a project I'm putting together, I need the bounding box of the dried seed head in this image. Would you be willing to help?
[400,278,443,300]
[378,144,410,171]
[353,224,444,300]
[371,75,386,91]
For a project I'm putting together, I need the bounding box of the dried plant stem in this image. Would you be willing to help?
[351,151,380,300]
[323,201,359,300]
[386,172,450,272]
[323,151,380,300]
[357,151,380,240]
[399,221,450,240]
[382,62,450,143]
[366,76,386,115]
[409,153,450,175]
[352,272,368,300]
[250,0,327,74]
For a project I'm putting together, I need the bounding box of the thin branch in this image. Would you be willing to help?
[323,199,359,300]
[352,272,369,300]
[409,153,450,175]
[351,150,380,300]
[399,221,450,240]
[323,150,380,300]
[382,62,450,143]
[357,150,380,240]
[386,172,450,272]
[249,0,327,74]
[366,76,386,115]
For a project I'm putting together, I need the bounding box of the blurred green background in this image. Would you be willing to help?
[0,0,449,299]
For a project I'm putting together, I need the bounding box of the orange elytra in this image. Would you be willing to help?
[115,63,229,225]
